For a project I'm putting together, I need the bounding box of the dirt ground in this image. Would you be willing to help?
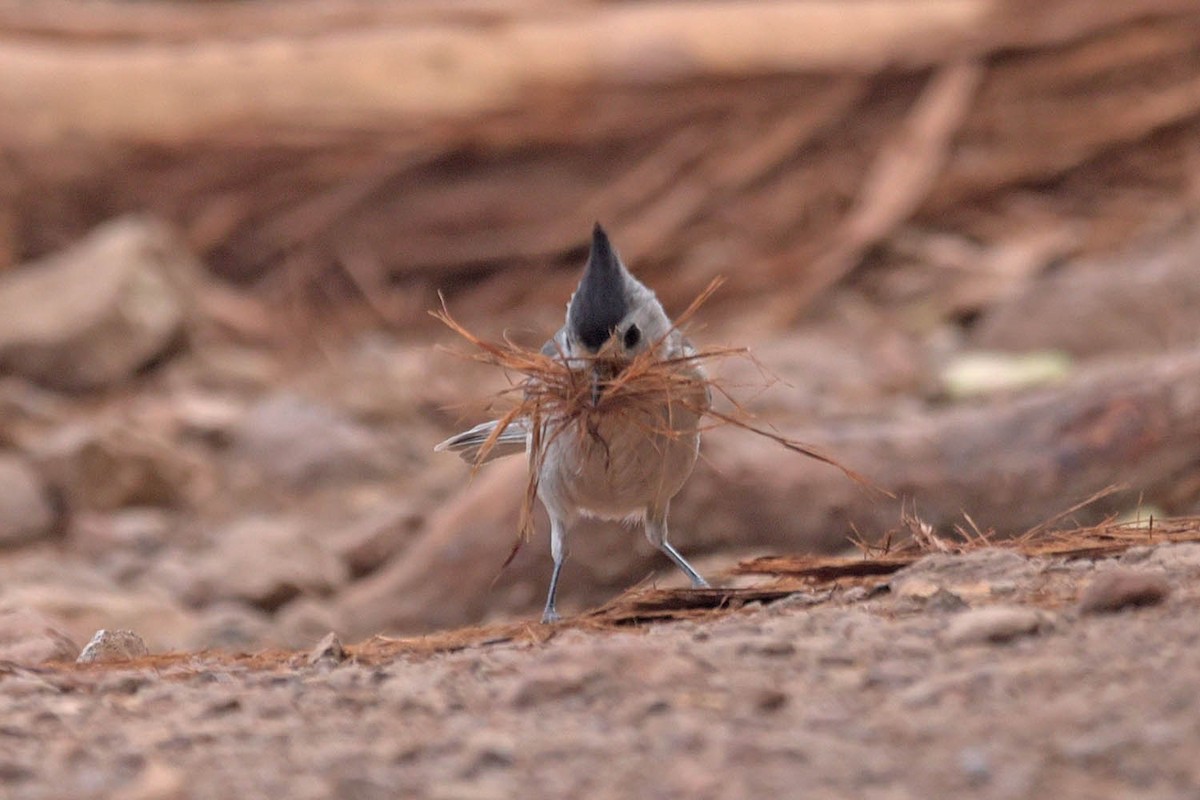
[3,532,1199,800]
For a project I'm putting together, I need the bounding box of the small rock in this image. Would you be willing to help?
[70,509,173,558]
[34,422,208,511]
[190,516,349,611]
[98,673,151,695]
[0,453,55,547]
[77,629,150,663]
[892,577,941,600]
[1078,569,1170,614]
[509,660,600,708]
[113,760,187,800]
[0,377,68,448]
[275,596,342,649]
[313,337,506,426]
[188,602,273,650]
[1142,543,1200,573]
[891,550,1037,602]
[0,761,35,783]
[0,215,199,391]
[308,632,347,667]
[0,607,78,665]
[231,392,392,488]
[183,343,284,393]
[839,586,871,603]
[1055,729,1131,763]
[958,746,992,786]
[945,606,1047,645]
[926,588,969,613]
[331,777,394,800]
[754,688,789,712]
[331,503,424,579]
[1118,546,1153,564]
[458,730,517,778]
[171,391,247,446]
[774,590,832,609]
[738,639,796,657]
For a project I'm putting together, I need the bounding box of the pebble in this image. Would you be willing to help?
[77,630,149,664]
[926,588,969,613]
[112,760,187,800]
[0,454,55,547]
[945,606,1046,646]
[754,689,789,712]
[958,746,992,786]
[308,632,347,667]
[1078,569,1170,614]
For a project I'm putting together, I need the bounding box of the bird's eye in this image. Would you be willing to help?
[623,324,641,348]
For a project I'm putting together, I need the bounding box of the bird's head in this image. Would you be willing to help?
[565,223,671,363]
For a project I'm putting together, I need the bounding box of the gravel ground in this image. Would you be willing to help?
[3,542,1200,800]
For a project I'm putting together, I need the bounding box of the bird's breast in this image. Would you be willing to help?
[536,392,704,520]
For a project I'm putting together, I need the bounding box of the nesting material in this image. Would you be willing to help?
[433,278,874,543]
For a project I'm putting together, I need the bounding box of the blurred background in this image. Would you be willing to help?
[0,0,1198,653]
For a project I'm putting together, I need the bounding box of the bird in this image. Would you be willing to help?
[435,223,711,623]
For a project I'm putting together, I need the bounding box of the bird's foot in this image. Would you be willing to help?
[540,607,561,624]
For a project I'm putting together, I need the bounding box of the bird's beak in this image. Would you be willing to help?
[590,364,603,407]
[589,335,620,406]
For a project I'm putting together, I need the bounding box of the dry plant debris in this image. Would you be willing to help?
[737,516,1200,580]
[23,515,1199,679]
[18,515,1199,679]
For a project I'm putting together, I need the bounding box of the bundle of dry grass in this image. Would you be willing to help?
[433,278,880,547]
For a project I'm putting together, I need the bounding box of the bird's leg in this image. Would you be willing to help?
[645,505,709,588]
[541,514,569,623]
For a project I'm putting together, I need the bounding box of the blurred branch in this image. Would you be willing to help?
[0,1,990,146]
[769,59,984,321]
[1,0,1199,319]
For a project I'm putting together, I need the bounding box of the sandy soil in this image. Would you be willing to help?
[3,538,1198,800]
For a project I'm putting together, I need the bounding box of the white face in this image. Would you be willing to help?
[610,290,673,360]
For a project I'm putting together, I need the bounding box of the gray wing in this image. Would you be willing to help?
[435,328,565,465]
[434,418,530,465]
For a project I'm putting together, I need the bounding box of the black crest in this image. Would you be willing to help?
[568,223,629,351]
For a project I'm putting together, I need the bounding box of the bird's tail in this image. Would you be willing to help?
[434,419,529,465]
